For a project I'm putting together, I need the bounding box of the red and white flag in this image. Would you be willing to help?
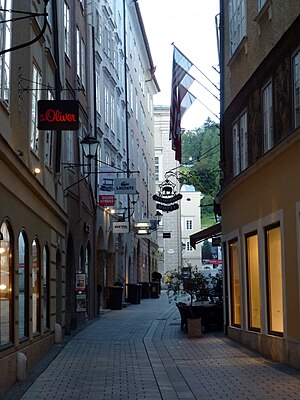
[169,46,196,163]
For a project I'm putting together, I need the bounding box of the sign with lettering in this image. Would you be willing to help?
[114,178,136,194]
[99,195,115,207]
[37,100,79,130]
[113,221,129,233]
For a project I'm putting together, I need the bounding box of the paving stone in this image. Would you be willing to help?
[3,293,300,400]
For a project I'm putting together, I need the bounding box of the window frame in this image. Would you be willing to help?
[0,220,14,347]
[265,223,284,336]
[0,0,11,104]
[245,232,261,332]
[229,0,246,55]
[262,80,273,153]
[229,238,241,327]
[232,110,248,177]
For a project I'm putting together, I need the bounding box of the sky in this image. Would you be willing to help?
[138,0,220,130]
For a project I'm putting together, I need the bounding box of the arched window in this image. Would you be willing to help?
[32,239,41,335]
[43,245,50,331]
[0,221,13,346]
[18,230,29,339]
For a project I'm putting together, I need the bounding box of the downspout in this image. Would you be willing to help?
[52,0,62,176]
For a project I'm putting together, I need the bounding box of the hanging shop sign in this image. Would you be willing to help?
[37,100,79,130]
[153,178,182,213]
[99,195,115,207]
[113,221,129,233]
[114,178,136,194]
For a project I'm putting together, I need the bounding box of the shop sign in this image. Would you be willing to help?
[99,195,115,206]
[114,178,136,194]
[37,100,79,130]
[113,221,129,233]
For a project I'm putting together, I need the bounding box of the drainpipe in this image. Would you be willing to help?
[52,0,62,176]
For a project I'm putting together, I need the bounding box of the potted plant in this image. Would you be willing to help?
[166,266,223,334]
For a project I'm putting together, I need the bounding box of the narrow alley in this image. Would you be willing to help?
[4,293,300,400]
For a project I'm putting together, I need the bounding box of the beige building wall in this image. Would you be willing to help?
[220,0,300,368]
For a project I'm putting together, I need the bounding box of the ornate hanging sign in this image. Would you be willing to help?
[153,179,182,213]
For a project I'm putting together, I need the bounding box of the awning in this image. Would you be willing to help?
[190,222,222,249]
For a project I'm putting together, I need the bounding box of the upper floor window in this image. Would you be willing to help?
[0,0,11,103]
[31,65,42,153]
[262,81,273,153]
[293,50,300,128]
[186,220,193,230]
[229,0,246,55]
[155,156,160,181]
[233,111,248,176]
[64,1,71,59]
[258,0,266,10]
[45,91,54,167]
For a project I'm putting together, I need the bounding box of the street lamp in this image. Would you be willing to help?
[81,136,100,160]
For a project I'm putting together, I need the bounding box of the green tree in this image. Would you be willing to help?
[180,118,220,197]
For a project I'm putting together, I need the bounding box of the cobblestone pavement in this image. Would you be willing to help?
[3,292,300,400]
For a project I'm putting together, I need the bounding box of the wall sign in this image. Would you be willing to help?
[37,100,79,130]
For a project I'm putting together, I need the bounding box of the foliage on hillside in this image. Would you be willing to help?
[179,118,220,198]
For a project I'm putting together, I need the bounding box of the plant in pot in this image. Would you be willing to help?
[166,266,223,333]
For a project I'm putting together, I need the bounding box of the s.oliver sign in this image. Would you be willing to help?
[38,100,79,130]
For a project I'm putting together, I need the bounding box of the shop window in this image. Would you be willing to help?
[265,225,283,334]
[32,239,41,335]
[246,233,261,331]
[18,231,29,340]
[0,221,13,346]
[229,239,241,326]
[43,246,50,331]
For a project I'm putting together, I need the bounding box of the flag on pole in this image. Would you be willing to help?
[169,46,196,163]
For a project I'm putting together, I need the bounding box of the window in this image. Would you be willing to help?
[81,38,86,88]
[96,67,101,114]
[186,220,193,230]
[45,91,54,167]
[18,231,29,340]
[186,241,193,251]
[104,86,109,125]
[32,239,41,335]
[262,81,273,152]
[43,246,50,331]
[246,233,261,331]
[229,0,246,55]
[229,239,241,326]
[258,0,267,10]
[76,28,80,78]
[111,94,115,132]
[64,1,70,58]
[0,1,11,103]
[30,65,42,153]
[0,221,13,346]
[265,225,283,334]
[233,111,248,176]
[293,50,300,128]
[66,131,74,164]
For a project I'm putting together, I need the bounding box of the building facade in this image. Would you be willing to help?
[220,0,300,367]
[0,0,159,395]
[181,185,203,272]
[154,106,182,281]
